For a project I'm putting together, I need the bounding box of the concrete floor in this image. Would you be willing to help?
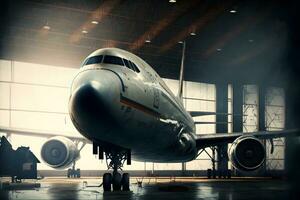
[0,177,296,200]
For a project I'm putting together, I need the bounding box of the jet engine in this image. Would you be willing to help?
[41,136,80,169]
[179,133,197,154]
[228,136,265,171]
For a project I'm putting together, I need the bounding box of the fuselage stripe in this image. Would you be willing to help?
[120,95,161,118]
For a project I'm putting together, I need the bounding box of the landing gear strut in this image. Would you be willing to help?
[102,150,131,192]
[67,161,81,178]
[67,140,85,178]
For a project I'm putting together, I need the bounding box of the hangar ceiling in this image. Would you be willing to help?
[0,0,293,84]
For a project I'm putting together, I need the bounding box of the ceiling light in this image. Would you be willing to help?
[169,0,176,3]
[82,30,88,34]
[230,9,237,13]
[43,25,50,30]
[145,35,151,43]
[178,41,183,44]
[248,39,254,42]
[91,20,98,24]
[190,32,196,36]
[217,48,222,51]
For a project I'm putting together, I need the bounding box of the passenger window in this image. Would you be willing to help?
[84,55,103,66]
[103,55,124,66]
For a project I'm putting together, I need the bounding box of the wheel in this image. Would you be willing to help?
[67,169,71,178]
[122,173,130,191]
[103,173,112,192]
[112,172,122,191]
[207,169,212,179]
[227,169,232,179]
[76,169,81,178]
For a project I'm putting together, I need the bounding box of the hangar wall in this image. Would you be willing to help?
[0,59,285,173]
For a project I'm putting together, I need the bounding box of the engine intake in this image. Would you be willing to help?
[228,136,265,171]
[179,133,196,154]
[41,136,79,169]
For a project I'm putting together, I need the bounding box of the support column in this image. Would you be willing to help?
[258,86,266,173]
[181,162,186,176]
[258,86,266,132]
[216,83,228,177]
[233,84,243,132]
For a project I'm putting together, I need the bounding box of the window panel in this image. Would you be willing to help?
[0,110,9,126]
[266,160,284,170]
[76,144,109,170]
[123,161,148,170]
[196,124,216,134]
[11,110,80,136]
[186,160,211,170]
[207,84,216,100]
[185,99,216,112]
[11,84,70,113]
[0,60,11,81]
[163,78,179,96]
[265,87,285,170]
[154,163,181,170]
[243,85,259,132]
[0,82,10,109]
[14,61,76,87]
[185,81,202,98]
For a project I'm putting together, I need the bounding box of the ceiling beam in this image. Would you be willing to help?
[201,9,272,59]
[69,0,121,44]
[129,1,201,51]
[160,1,234,53]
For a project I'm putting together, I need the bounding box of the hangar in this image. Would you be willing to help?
[0,0,300,199]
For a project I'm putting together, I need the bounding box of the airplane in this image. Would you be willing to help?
[0,47,299,192]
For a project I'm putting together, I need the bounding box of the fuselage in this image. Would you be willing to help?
[69,48,198,162]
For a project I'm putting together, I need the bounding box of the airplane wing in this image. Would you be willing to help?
[0,126,91,143]
[189,111,218,117]
[196,129,300,149]
[189,111,243,117]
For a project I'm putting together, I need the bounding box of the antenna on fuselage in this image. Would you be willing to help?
[177,41,186,101]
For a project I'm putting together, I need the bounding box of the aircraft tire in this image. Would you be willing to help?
[67,169,71,178]
[112,172,122,191]
[122,173,130,191]
[76,169,81,178]
[103,173,112,192]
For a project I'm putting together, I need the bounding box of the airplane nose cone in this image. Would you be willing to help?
[69,72,120,138]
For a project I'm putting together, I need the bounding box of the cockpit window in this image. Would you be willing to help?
[123,58,140,73]
[84,55,103,66]
[82,55,140,74]
[123,59,132,70]
[103,55,124,66]
[129,61,140,73]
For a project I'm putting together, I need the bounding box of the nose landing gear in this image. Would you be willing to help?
[102,150,131,192]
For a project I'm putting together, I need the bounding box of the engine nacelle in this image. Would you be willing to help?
[41,136,79,169]
[179,133,197,154]
[228,136,265,171]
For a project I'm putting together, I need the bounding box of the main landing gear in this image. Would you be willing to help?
[93,143,131,192]
[102,150,131,192]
